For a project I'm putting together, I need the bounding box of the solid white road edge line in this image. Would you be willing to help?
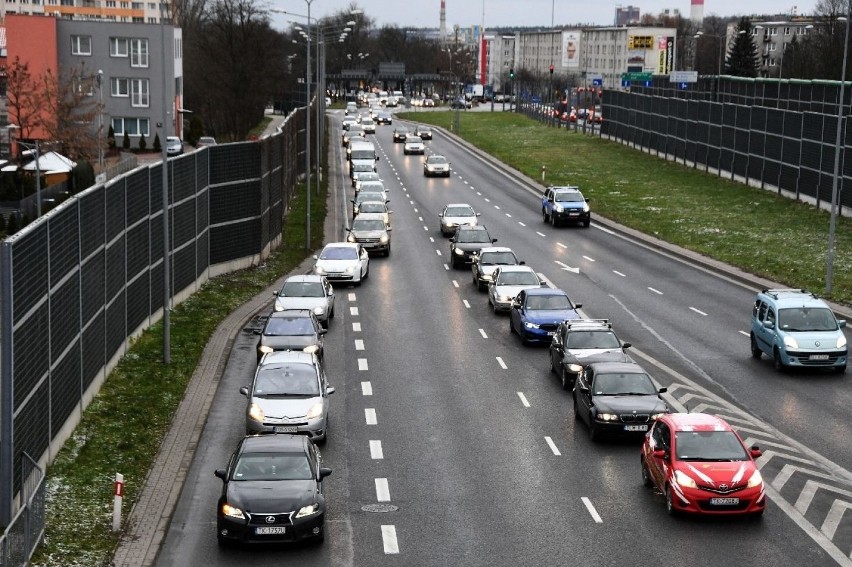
[581,497,603,523]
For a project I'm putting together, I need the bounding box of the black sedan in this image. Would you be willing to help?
[215,434,332,545]
[573,361,668,442]
[392,126,409,142]
[255,309,326,363]
[449,225,497,268]
[549,319,633,390]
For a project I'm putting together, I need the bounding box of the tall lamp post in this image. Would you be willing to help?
[694,29,744,100]
[96,69,104,170]
[10,132,42,219]
[826,11,851,294]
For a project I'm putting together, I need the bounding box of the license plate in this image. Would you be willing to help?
[624,424,648,432]
[273,426,298,433]
[547,331,555,336]
[709,498,739,505]
[255,526,286,535]
[568,212,579,216]
[810,354,830,360]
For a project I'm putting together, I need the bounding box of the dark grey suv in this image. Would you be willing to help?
[449,225,497,269]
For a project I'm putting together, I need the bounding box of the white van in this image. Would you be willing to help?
[348,140,379,172]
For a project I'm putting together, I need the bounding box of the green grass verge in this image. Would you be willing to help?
[30,177,327,567]
[400,110,852,306]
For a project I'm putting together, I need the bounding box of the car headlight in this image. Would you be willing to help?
[295,503,320,518]
[650,412,667,420]
[746,470,764,488]
[553,205,564,213]
[567,364,583,373]
[596,412,619,422]
[498,295,512,302]
[313,306,325,315]
[837,335,847,349]
[347,234,357,243]
[379,234,389,243]
[345,266,355,274]
[583,204,590,212]
[524,322,540,329]
[306,403,323,420]
[222,502,246,519]
[258,345,274,354]
[303,345,320,354]
[454,247,465,255]
[315,266,326,274]
[783,335,799,349]
[674,470,697,488]
[248,403,265,422]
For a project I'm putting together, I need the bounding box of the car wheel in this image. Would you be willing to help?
[314,526,325,544]
[217,534,231,547]
[542,209,549,223]
[573,395,582,421]
[509,318,516,335]
[773,348,786,372]
[583,219,591,228]
[477,280,486,292]
[560,367,571,390]
[835,365,847,374]
[641,457,653,488]
[588,421,599,442]
[665,485,678,516]
[385,247,390,257]
[549,353,556,374]
[492,301,499,314]
[330,305,335,319]
[750,334,762,358]
[550,214,557,227]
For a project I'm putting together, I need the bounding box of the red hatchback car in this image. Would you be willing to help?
[641,413,766,518]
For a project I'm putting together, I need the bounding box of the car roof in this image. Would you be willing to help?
[477,246,515,254]
[260,349,318,365]
[445,203,474,210]
[663,413,733,432]
[458,224,487,231]
[269,308,313,319]
[587,361,647,374]
[353,213,387,221]
[323,242,359,250]
[241,433,308,453]
[284,274,325,283]
[758,288,827,309]
[427,154,447,160]
[497,265,535,273]
[550,186,581,193]
[523,287,566,296]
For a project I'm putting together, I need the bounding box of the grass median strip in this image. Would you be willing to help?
[31,178,326,566]
[400,111,852,306]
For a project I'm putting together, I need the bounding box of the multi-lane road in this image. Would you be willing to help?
[155,109,852,566]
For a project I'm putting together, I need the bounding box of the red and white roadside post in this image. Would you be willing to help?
[112,473,124,532]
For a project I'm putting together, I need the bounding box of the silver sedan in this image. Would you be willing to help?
[487,265,545,313]
[273,274,335,327]
[439,203,480,236]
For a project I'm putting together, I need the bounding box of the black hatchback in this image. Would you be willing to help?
[215,434,332,545]
[449,225,497,268]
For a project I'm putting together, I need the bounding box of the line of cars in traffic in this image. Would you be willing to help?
[431,173,769,518]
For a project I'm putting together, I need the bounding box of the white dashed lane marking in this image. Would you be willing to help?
[361,381,372,396]
[738,330,750,337]
[545,436,561,456]
[536,232,546,238]
[348,293,357,301]
[350,307,359,316]
[365,408,377,425]
[519,221,526,227]
[479,329,488,339]
[353,322,361,332]
[496,357,507,369]
[613,270,626,277]
[381,525,399,554]
[517,392,530,407]
[375,478,391,502]
[452,280,459,288]
[583,256,595,262]
[463,300,471,309]
[436,250,442,256]
[370,440,384,459]
[648,287,663,295]
[557,243,567,249]
[690,307,708,316]
[355,339,365,351]
[358,359,369,371]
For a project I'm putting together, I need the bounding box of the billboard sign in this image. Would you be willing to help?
[561,31,580,68]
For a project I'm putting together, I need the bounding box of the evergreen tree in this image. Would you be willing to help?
[139,134,147,151]
[7,214,18,235]
[153,133,162,152]
[726,17,760,77]
[0,213,7,235]
[122,131,131,150]
[108,125,116,150]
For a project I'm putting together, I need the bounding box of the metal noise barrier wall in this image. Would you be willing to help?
[0,104,313,531]
[601,79,851,211]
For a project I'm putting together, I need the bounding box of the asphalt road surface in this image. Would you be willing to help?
[155,109,852,567]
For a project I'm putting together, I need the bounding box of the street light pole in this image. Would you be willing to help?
[97,69,104,170]
[305,0,313,251]
[826,12,850,294]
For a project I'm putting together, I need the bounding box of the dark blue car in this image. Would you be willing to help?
[509,288,581,345]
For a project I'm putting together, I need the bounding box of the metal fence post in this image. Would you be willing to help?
[0,241,14,528]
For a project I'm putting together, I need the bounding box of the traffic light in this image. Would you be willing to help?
[549,64,554,75]
[509,68,515,80]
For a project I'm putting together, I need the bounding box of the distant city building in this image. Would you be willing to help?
[615,6,641,26]
[580,26,677,89]
[751,19,815,77]
[1,0,171,23]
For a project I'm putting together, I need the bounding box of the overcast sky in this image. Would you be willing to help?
[277,1,818,29]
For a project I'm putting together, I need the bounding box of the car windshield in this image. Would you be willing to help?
[674,431,748,461]
[396,128,409,134]
[254,363,320,396]
[405,136,421,142]
[358,174,380,182]
[357,194,385,204]
[352,219,386,231]
[496,271,539,286]
[279,281,324,298]
[348,126,364,134]
[526,295,572,310]
[233,452,313,481]
[566,330,621,349]
[360,183,384,191]
[554,192,584,202]
[428,156,447,164]
[778,307,838,332]
[359,203,386,214]
[320,247,358,260]
[592,372,656,395]
[264,316,316,336]
[446,206,475,217]
[479,252,516,265]
[350,151,376,161]
[456,230,491,243]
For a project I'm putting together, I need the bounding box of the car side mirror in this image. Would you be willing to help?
[319,328,327,335]
[319,467,332,480]
[574,303,582,309]
[658,387,667,394]
[585,198,591,203]
[750,446,763,458]
[345,227,352,232]
[519,261,525,265]
[652,449,668,460]
[838,319,847,328]
[350,199,356,204]
[763,320,774,329]
[215,469,227,481]
[476,213,481,216]
[252,329,262,335]
[239,386,249,396]
[491,238,498,243]
[313,255,319,260]
[376,156,380,161]
[327,386,336,395]
[450,237,456,243]
[387,227,392,231]
[579,385,590,393]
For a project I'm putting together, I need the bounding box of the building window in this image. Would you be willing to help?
[110,37,128,57]
[131,78,149,107]
[111,77,129,96]
[130,38,149,67]
[71,35,92,55]
[784,26,791,36]
[111,117,150,137]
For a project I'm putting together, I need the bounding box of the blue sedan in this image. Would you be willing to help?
[509,288,582,344]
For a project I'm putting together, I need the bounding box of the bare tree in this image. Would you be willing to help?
[6,58,43,139]
[39,64,101,160]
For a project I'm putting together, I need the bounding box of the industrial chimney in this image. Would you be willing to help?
[440,0,447,44]
[690,0,704,23]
